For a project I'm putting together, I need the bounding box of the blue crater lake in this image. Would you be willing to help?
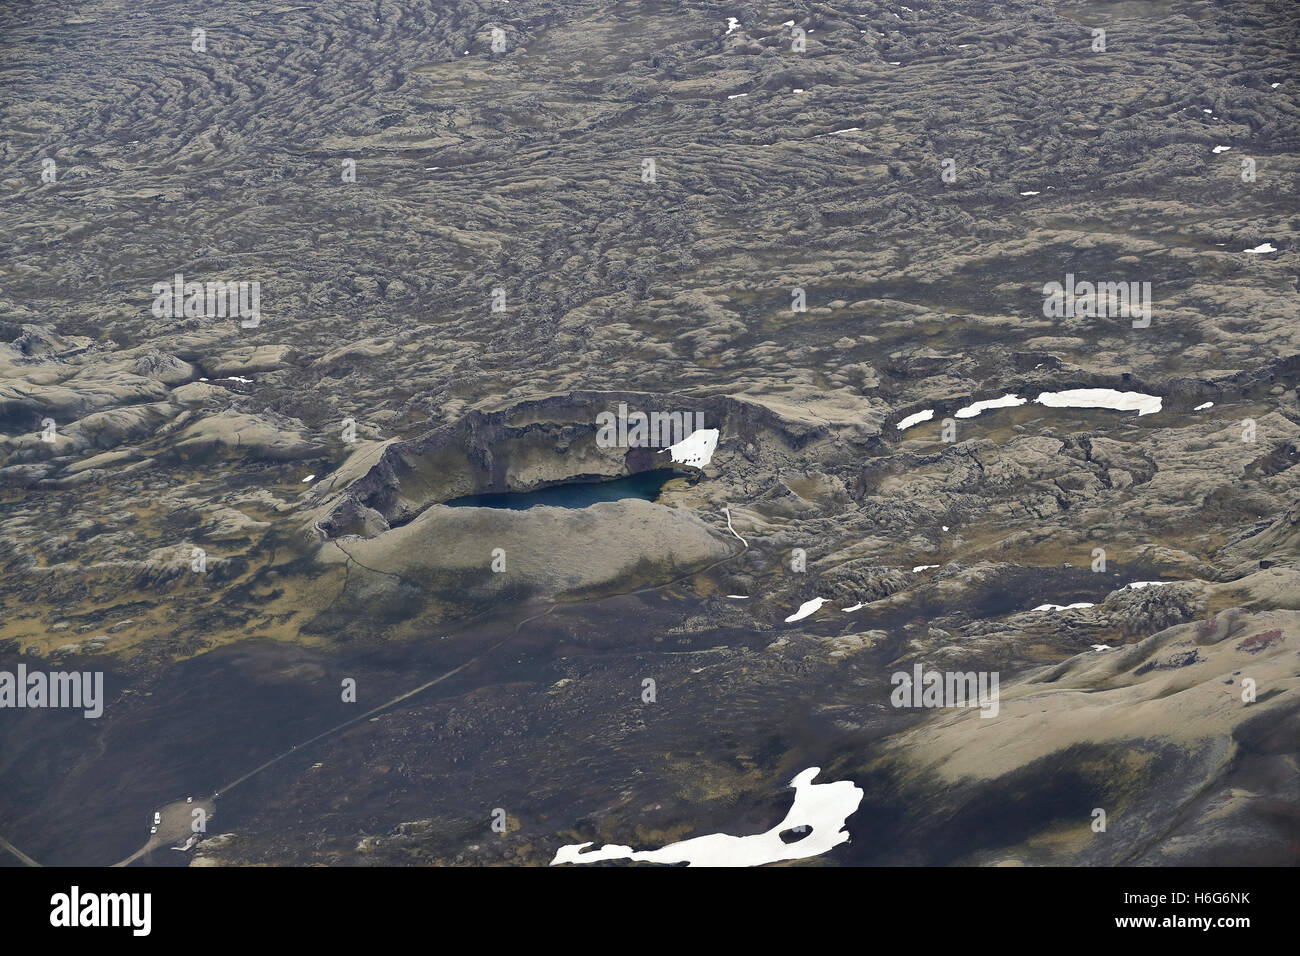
[443,470,681,511]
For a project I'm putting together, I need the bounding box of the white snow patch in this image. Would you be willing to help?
[728,92,749,99]
[912,564,939,573]
[551,767,862,867]
[842,602,866,612]
[785,597,827,623]
[896,408,935,430]
[662,428,719,468]
[1244,242,1277,254]
[955,393,1026,419]
[1019,190,1040,196]
[723,505,748,546]
[1194,401,1214,411]
[1127,581,1170,590]
[1032,602,1095,612]
[726,594,750,599]
[1212,145,1232,153]
[301,475,315,483]
[725,16,740,34]
[1035,389,1162,417]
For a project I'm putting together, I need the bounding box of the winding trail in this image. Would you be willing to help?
[0,834,40,867]
[214,503,751,799]
[4,505,753,867]
[211,601,561,800]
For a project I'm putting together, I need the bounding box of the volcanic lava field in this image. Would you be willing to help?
[1,0,1297,867]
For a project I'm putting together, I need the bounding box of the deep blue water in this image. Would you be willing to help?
[443,470,680,510]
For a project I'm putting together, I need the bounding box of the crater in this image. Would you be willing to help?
[300,389,879,617]
[310,388,866,540]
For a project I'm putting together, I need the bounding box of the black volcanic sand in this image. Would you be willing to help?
[0,554,1190,866]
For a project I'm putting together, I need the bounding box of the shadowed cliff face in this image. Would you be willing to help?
[0,0,1297,867]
